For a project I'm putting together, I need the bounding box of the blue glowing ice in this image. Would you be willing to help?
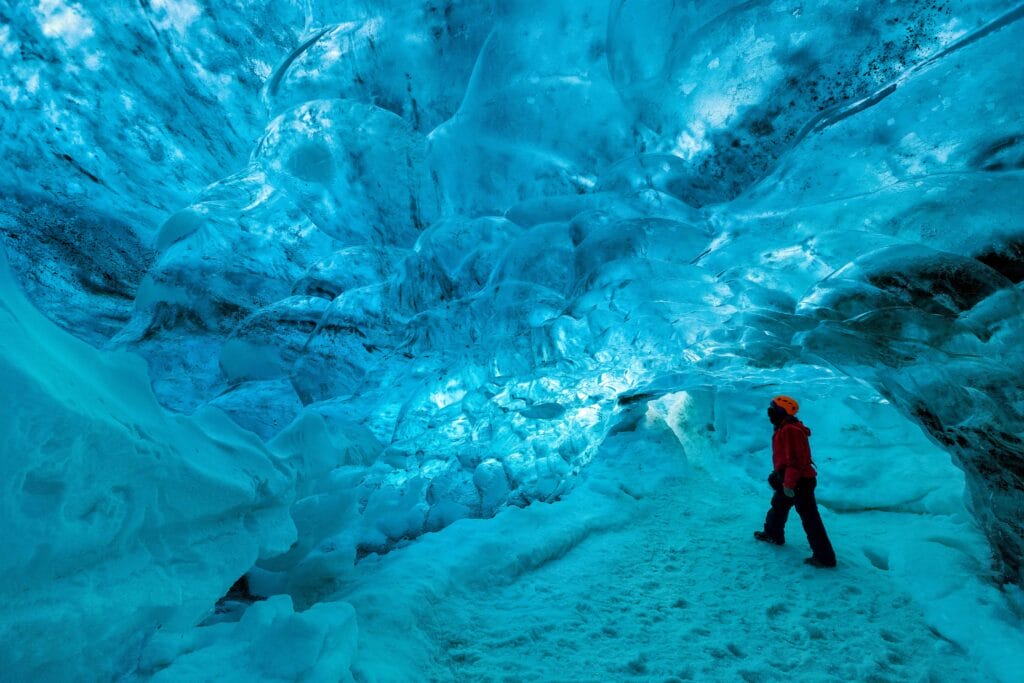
[1,1,1023,680]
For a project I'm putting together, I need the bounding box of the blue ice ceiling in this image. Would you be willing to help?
[1,0,1023,678]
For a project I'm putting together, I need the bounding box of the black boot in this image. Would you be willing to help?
[754,531,783,545]
[803,556,836,569]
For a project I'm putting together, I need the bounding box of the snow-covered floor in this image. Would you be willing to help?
[340,423,1024,682]
[429,481,972,682]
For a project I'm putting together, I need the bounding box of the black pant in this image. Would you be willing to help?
[763,477,836,565]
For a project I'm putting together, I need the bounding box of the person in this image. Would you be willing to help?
[753,395,837,568]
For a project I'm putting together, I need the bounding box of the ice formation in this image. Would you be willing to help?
[1,0,1023,680]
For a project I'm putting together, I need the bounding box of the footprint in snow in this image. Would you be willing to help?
[879,629,900,643]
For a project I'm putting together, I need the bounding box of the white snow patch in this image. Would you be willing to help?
[150,0,202,35]
[34,0,95,47]
[0,25,19,58]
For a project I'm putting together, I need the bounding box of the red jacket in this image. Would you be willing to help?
[772,419,816,490]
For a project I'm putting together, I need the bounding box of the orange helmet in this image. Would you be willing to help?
[771,395,799,416]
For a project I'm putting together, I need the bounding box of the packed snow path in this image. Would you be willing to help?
[342,426,1021,682]
[428,473,972,681]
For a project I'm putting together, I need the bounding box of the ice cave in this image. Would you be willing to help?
[1,0,1023,680]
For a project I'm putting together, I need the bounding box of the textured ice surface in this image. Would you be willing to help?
[99,0,1023,579]
[2,0,1023,679]
[0,249,297,680]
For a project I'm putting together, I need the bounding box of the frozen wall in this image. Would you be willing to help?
[0,246,302,679]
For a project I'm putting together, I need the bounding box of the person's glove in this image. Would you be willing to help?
[768,471,782,489]
[784,487,795,498]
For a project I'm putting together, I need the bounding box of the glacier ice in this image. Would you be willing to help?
[1,0,1024,680]
[0,248,296,680]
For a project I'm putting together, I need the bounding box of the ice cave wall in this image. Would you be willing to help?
[1,0,1022,592]
[0,245,298,679]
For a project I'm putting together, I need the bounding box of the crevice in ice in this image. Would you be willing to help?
[265,25,335,102]
[205,575,265,627]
